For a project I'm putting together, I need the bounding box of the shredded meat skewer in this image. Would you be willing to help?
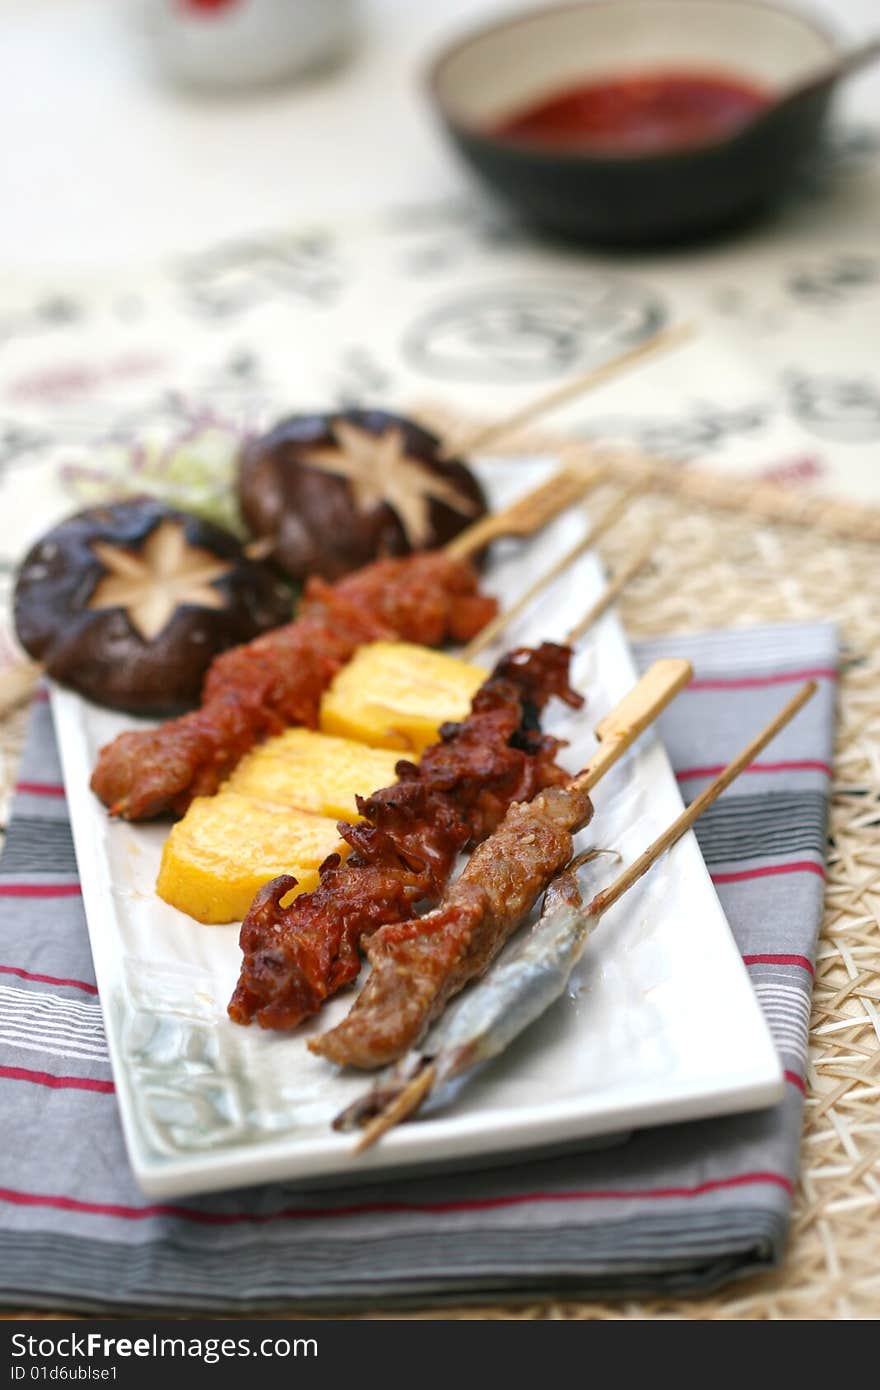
[90,552,497,821]
[227,644,583,1032]
[308,780,593,1070]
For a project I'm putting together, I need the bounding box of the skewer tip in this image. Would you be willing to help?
[350,1063,438,1155]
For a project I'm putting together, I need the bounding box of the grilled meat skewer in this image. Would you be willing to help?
[310,659,693,1070]
[335,861,594,1133]
[91,551,497,821]
[339,679,818,1145]
[228,643,582,1031]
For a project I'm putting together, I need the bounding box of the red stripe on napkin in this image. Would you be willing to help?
[15,781,66,798]
[743,953,814,974]
[0,1170,794,1225]
[0,884,81,898]
[688,668,837,691]
[0,1065,113,1094]
[0,964,97,995]
[711,861,825,885]
[676,759,833,781]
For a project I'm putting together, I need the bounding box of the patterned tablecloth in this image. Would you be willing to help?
[1,129,880,611]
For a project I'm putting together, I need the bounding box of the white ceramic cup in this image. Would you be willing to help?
[138,0,356,91]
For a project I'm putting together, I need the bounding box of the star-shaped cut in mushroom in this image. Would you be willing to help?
[88,519,233,642]
[305,421,480,548]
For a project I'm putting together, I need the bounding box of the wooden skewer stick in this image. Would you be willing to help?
[354,677,817,1152]
[352,1064,437,1153]
[437,323,694,463]
[574,657,694,794]
[583,679,818,913]
[445,459,602,561]
[351,1064,438,1152]
[461,479,645,661]
[564,541,654,645]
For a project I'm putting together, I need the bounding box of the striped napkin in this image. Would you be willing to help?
[0,621,836,1311]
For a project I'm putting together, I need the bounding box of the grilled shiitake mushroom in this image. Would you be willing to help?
[238,409,487,582]
[14,499,291,715]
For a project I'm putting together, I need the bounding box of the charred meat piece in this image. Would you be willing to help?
[227,644,581,1032]
[308,782,593,1069]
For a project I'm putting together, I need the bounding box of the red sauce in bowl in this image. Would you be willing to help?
[491,69,771,154]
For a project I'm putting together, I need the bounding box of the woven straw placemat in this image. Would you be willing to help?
[1,436,878,1321]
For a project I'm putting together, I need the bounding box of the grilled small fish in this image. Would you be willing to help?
[335,856,599,1132]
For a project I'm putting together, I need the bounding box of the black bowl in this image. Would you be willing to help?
[428,0,837,246]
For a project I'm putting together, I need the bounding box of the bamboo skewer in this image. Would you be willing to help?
[444,459,602,560]
[352,1068,438,1153]
[352,1066,438,1151]
[563,657,693,794]
[437,323,694,462]
[456,481,653,661]
[564,542,654,645]
[352,677,817,1152]
[583,679,818,912]
[461,545,651,665]
[461,479,644,661]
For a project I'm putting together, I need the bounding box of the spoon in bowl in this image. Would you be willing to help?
[745,34,880,140]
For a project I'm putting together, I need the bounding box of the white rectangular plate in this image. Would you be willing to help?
[52,459,783,1198]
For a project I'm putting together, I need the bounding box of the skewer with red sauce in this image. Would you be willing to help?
[491,68,771,154]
